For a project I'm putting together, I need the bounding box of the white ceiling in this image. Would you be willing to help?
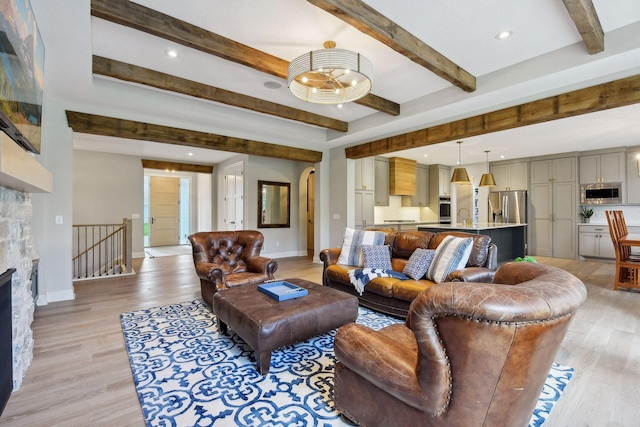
[29,0,640,167]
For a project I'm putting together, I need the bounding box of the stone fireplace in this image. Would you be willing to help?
[0,187,37,391]
[0,118,52,395]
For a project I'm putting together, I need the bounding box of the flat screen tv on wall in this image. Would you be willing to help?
[0,0,44,154]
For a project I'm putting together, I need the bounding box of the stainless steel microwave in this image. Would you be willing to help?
[580,182,622,205]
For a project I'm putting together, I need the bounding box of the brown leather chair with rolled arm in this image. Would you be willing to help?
[188,231,278,306]
[333,262,587,427]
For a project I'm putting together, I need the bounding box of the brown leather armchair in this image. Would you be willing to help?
[333,262,587,427]
[188,231,278,306]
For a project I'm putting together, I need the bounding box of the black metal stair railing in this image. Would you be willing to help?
[72,218,132,280]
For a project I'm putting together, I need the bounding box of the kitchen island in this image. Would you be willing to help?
[372,221,439,232]
[418,223,527,264]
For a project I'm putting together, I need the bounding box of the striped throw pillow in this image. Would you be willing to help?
[337,228,386,267]
[426,236,473,283]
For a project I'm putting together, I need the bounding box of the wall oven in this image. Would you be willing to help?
[438,197,451,224]
[580,182,622,205]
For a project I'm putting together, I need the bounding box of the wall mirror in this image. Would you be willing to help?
[258,180,290,228]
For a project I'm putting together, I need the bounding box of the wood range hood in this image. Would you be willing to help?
[389,157,416,196]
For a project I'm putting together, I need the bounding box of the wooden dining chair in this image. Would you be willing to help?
[606,210,640,290]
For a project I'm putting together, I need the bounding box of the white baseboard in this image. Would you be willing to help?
[262,250,303,258]
[40,289,75,305]
[133,251,146,259]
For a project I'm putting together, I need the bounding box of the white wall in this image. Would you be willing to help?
[73,150,145,256]
[197,173,213,231]
[327,147,350,248]
[244,155,313,258]
[30,97,74,304]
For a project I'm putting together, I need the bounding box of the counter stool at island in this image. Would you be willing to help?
[213,278,359,374]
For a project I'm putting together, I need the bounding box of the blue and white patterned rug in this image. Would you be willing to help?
[121,300,573,427]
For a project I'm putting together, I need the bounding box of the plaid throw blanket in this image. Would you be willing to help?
[348,268,408,295]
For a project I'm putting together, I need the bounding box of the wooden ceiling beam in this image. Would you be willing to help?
[562,0,605,54]
[307,0,476,93]
[93,56,348,132]
[141,159,213,174]
[66,111,323,163]
[345,73,640,158]
[90,0,399,116]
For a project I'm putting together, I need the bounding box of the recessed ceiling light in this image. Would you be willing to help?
[188,152,193,156]
[263,81,282,90]
[500,155,505,159]
[337,104,343,109]
[495,30,513,40]
[423,154,428,157]
[165,49,178,58]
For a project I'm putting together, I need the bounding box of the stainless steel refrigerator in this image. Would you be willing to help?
[488,190,527,224]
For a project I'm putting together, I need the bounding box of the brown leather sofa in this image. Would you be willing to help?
[188,230,278,306]
[320,230,497,317]
[334,261,587,427]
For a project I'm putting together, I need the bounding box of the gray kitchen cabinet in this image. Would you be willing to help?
[579,152,625,184]
[355,157,375,191]
[428,164,450,197]
[374,157,389,206]
[626,149,640,204]
[402,164,429,207]
[355,190,374,230]
[578,225,615,259]
[530,157,577,259]
[355,157,375,228]
[530,157,577,184]
[438,166,450,196]
[490,162,528,191]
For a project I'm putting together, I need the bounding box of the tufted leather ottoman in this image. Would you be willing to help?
[213,278,358,374]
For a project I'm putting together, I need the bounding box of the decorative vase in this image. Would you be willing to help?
[584,217,590,223]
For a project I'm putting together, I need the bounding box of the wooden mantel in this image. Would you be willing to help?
[0,133,52,193]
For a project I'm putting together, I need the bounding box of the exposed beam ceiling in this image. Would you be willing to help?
[562,0,605,54]
[92,56,348,132]
[346,73,640,159]
[141,159,213,174]
[66,111,323,163]
[307,0,476,92]
[89,0,400,116]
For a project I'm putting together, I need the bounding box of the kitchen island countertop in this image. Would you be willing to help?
[418,222,526,231]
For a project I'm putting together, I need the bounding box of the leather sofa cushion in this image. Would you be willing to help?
[326,264,435,301]
[392,231,433,259]
[393,279,435,302]
[428,232,491,268]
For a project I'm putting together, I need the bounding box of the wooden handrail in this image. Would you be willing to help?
[72,218,132,280]
[72,225,124,262]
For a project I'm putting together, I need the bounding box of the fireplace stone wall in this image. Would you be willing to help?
[0,187,36,390]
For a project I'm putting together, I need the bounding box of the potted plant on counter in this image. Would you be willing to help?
[580,206,594,223]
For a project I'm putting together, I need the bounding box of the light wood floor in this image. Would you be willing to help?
[0,255,638,426]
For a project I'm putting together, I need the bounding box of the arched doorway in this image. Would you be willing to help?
[299,167,315,258]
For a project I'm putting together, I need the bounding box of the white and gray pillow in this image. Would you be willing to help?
[426,236,473,283]
[402,248,435,280]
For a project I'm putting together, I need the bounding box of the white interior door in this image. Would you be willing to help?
[150,176,180,246]
[223,162,243,231]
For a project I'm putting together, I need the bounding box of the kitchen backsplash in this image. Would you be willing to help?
[585,205,640,225]
[374,196,425,223]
